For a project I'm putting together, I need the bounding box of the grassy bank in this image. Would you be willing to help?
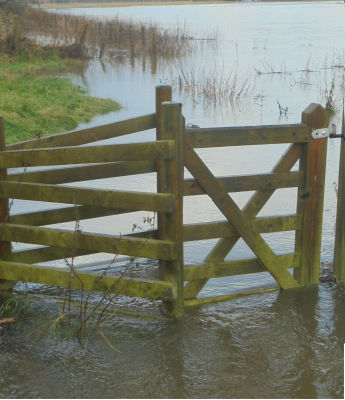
[0,48,121,144]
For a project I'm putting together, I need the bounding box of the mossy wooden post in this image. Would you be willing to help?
[294,104,329,286]
[334,107,345,283]
[161,102,184,317]
[0,117,13,302]
[156,85,172,277]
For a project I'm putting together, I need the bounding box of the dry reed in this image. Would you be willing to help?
[18,7,219,59]
[169,62,256,104]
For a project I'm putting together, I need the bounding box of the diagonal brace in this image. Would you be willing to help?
[184,140,299,290]
[184,143,302,299]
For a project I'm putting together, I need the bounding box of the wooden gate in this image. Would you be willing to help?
[0,85,330,317]
[181,102,329,306]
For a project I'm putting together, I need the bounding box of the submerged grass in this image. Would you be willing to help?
[0,47,121,143]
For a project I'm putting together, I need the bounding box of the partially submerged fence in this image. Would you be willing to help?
[0,85,340,317]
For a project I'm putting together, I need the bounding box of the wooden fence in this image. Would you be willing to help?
[0,85,332,317]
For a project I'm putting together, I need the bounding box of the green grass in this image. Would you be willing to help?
[0,49,121,144]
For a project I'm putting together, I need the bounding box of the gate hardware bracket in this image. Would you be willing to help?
[311,124,337,139]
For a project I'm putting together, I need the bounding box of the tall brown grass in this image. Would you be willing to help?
[169,62,256,104]
[18,7,219,59]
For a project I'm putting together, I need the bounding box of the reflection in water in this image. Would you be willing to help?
[0,285,343,398]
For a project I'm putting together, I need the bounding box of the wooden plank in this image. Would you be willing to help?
[184,284,280,307]
[183,140,299,289]
[9,247,94,264]
[186,124,309,149]
[161,102,185,317]
[11,205,136,227]
[9,229,159,264]
[8,160,157,185]
[294,104,329,286]
[0,181,175,214]
[156,86,172,246]
[184,254,298,281]
[0,116,13,298]
[0,261,177,301]
[0,140,175,169]
[183,143,302,299]
[6,113,156,151]
[183,214,302,242]
[334,107,345,283]
[0,223,177,261]
[184,171,305,196]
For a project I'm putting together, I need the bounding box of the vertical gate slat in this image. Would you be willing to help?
[333,107,345,282]
[156,85,173,274]
[0,117,13,301]
[294,104,329,286]
[161,102,184,317]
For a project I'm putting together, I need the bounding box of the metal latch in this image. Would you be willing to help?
[311,124,337,139]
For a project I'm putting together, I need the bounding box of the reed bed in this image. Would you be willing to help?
[169,62,256,104]
[18,8,219,59]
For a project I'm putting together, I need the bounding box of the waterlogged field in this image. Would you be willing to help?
[0,2,344,398]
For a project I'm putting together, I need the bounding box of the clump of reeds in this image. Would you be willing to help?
[169,62,256,104]
[324,75,338,117]
[254,59,291,75]
[17,7,219,60]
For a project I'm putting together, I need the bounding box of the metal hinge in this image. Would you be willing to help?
[311,124,337,139]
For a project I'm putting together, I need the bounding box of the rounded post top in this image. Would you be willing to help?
[161,101,182,108]
[156,85,172,90]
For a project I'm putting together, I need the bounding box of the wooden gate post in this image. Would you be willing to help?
[333,107,345,283]
[294,104,329,286]
[0,116,13,302]
[161,102,184,317]
[156,85,172,278]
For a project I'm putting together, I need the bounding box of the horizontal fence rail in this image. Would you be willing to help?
[184,171,305,196]
[184,254,298,281]
[0,223,177,261]
[8,160,157,185]
[0,182,175,213]
[0,140,175,168]
[10,205,136,226]
[0,261,177,301]
[185,123,309,148]
[6,113,156,151]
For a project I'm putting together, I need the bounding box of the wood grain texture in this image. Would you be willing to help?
[0,261,177,301]
[0,223,177,261]
[186,124,308,148]
[0,181,175,213]
[0,140,175,168]
[156,86,172,245]
[161,102,185,317]
[0,117,13,296]
[184,171,304,196]
[294,104,329,286]
[8,160,157,185]
[184,253,298,281]
[334,107,345,282]
[7,113,156,151]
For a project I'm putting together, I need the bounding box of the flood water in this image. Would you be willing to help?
[1,1,345,398]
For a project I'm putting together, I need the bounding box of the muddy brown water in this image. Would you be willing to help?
[0,284,344,399]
